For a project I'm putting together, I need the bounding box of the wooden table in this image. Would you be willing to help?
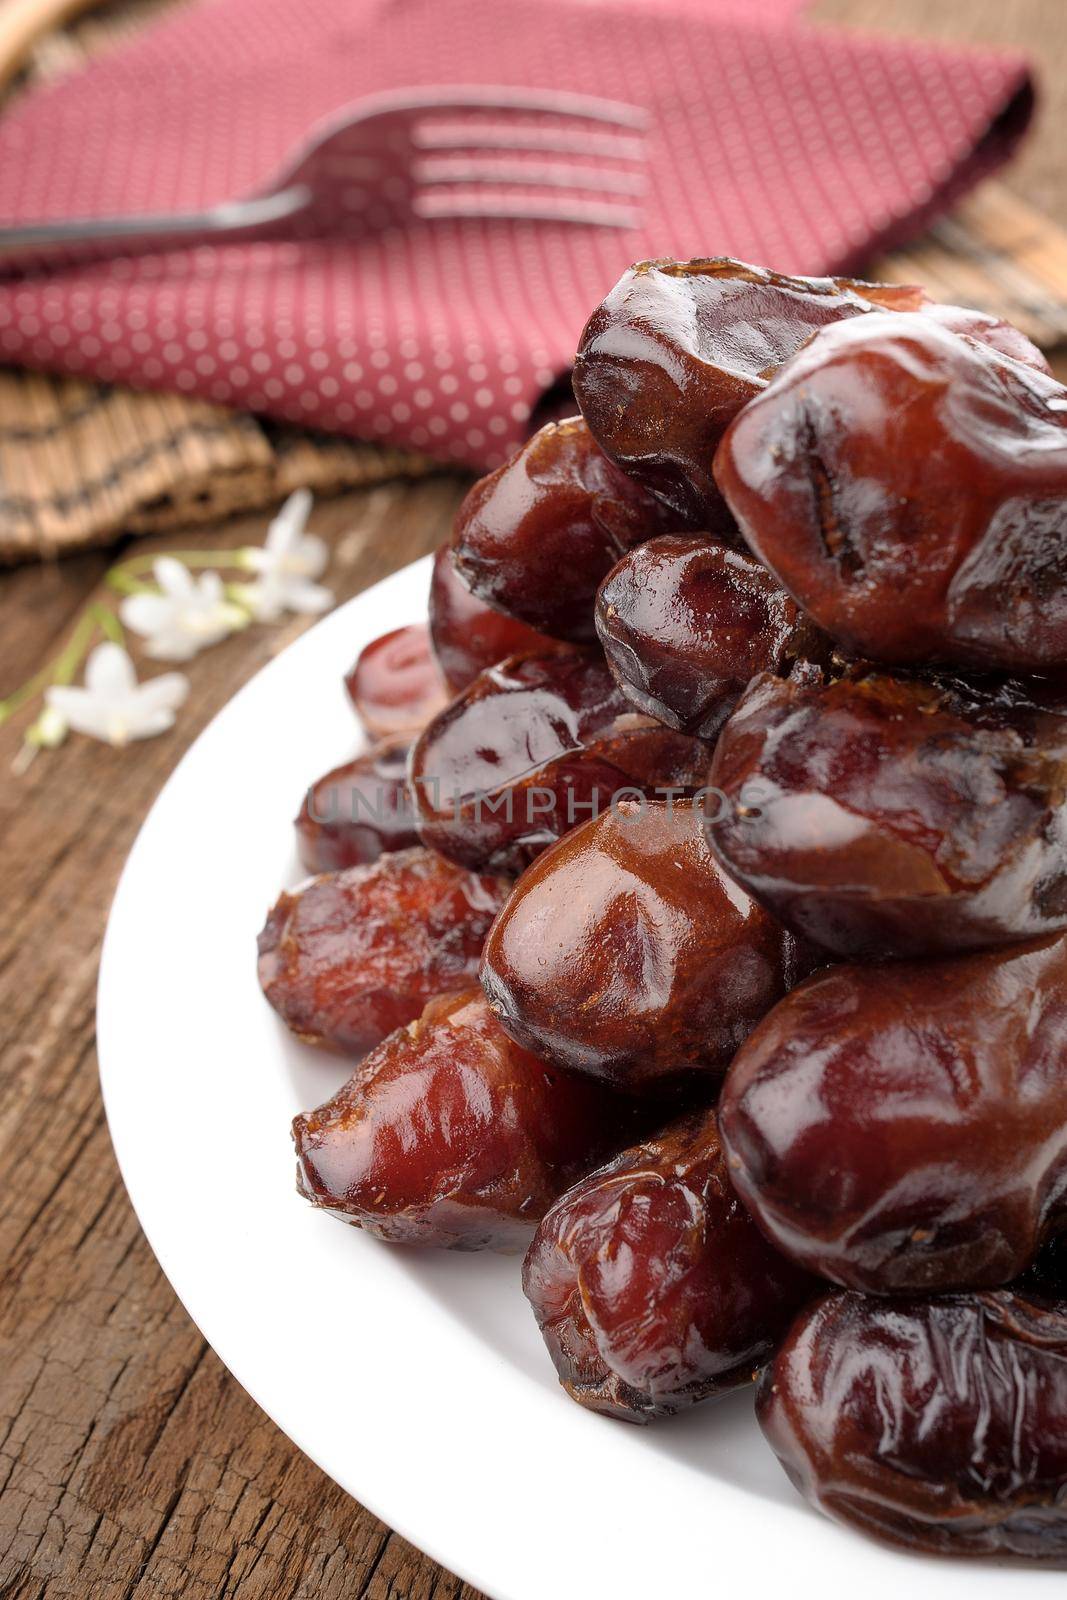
[4,3,1067,1596]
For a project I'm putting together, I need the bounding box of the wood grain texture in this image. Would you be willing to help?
[3,3,1067,1597]
[0,475,490,1600]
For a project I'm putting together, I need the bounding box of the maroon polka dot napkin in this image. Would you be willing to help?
[0,0,1032,471]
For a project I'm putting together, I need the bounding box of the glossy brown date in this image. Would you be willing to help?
[257,847,510,1054]
[450,416,682,642]
[411,650,709,876]
[344,622,449,739]
[595,535,829,738]
[921,299,1052,371]
[481,799,811,1090]
[707,666,1067,958]
[523,1110,816,1421]
[428,543,558,691]
[720,934,1067,1294]
[573,258,924,529]
[714,311,1067,672]
[293,988,631,1250]
[574,260,1048,535]
[295,741,417,873]
[758,1290,1067,1561]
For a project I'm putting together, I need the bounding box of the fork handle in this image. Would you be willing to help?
[0,185,311,273]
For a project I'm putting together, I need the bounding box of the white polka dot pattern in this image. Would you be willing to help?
[0,0,1033,471]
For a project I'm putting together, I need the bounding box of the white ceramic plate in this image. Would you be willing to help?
[98,555,1057,1600]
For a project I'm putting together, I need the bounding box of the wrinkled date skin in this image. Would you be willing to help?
[481,800,811,1090]
[574,259,1048,534]
[922,299,1052,371]
[707,667,1067,958]
[292,988,632,1250]
[295,741,417,873]
[573,258,925,529]
[344,622,449,739]
[428,543,559,691]
[523,1110,816,1421]
[714,311,1067,672]
[450,415,682,642]
[758,1290,1067,1561]
[257,847,510,1054]
[596,535,830,739]
[720,935,1067,1294]
[411,650,709,876]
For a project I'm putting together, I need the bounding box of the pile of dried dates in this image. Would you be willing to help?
[259,258,1067,1564]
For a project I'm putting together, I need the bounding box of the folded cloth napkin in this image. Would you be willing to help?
[0,0,1032,473]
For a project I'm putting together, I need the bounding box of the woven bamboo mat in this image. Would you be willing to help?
[2,2,1067,565]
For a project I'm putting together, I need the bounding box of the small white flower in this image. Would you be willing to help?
[234,489,334,622]
[119,556,247,660]
[46,643,188,747]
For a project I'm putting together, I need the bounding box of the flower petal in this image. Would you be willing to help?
[292,533,329,579]
[285,579,335,614]
[143,631,200,663]
[119,593,174,636]
[265,488,313,556]
[133,671,190,716]
[154,556,195,597]
[46,684,117,743]
[127,705,180,740]
[84,642,137,698]
[233,578,284,623]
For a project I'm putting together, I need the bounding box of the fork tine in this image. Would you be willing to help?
[381,86,648,129]
[415,124,647,161]
[416,159,646,196]
[413,192,642,228]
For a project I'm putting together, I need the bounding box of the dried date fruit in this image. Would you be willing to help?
[921,300,1051,371]
[758,1289,1067,1561]
[720,934,1067,1293]
[574,260,1048,536]
[707,667,1067,958]
[295,741,417,873]
[428,543,558,691]
[481,799,811,1089]
[573,258,924,529]
[257,847,510,1054]
[411,650,709,875]
[523,1110,816,1421]
[344,622,449,739]
[450,415,682,642]
[595,535,830,738]
[293,988,631,1249]
[714,311,1067,672]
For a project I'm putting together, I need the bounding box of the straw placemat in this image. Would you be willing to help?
[0,368,436,559]
[2,0,1067,565]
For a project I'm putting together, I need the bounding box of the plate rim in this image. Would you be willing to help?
[96,553,1061,1600]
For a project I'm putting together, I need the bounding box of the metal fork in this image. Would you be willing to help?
[0,87,647,272]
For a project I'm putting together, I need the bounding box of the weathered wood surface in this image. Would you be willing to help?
[0,476,493,1600]
[4,2,1067,1595]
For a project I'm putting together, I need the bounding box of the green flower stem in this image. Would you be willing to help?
[105,569,155,598]
[92,605,126,648]
[0,599,129,728]
[5,545,260,738]
[110,547,254,579]
[0,606,98,723]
